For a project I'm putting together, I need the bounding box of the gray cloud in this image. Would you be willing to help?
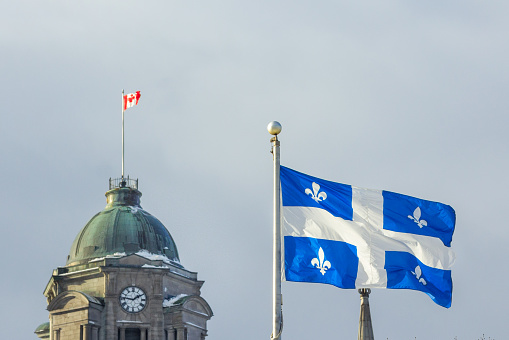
[1,1,507,339]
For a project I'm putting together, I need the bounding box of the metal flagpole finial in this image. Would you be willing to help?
[358,288,371,296]
[267,121,282,136]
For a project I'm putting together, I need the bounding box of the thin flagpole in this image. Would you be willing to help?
[268,121,283,340]
[122,89,125,180]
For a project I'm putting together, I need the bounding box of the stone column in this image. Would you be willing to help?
[166,327,176,340]
[119,327,125,340]
[140,328,146,340]
[149,273,164,340]
[175,326,185,340]
[83,324,91,340]
[358,288,374,340]
[104,271,117,340]
[92,326,100,340]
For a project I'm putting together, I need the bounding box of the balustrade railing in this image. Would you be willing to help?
[109,176,138,190]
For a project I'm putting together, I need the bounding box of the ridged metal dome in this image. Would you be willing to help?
[66,183,179,266]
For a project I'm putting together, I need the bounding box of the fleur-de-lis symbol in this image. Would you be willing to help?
[305,182,327,203]
[408,207,427,228]
[311,247,331,275]
[411,265,427,285]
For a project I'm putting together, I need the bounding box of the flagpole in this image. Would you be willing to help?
[121,89,125,180]
[358,289,374,340]
[268,121,283,340]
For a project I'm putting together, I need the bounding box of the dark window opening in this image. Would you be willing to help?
[125,328,141,340]
[118,328,142,340]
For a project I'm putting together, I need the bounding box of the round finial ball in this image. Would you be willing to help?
[267,121,282,135]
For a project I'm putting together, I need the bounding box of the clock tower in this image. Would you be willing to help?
[35,178,213,340]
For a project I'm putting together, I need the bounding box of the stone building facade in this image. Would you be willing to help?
[35,179,212,340]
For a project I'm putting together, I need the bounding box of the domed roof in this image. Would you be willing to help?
[67,185,179,266]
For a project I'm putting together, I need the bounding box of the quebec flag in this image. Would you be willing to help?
[281,166,456,308]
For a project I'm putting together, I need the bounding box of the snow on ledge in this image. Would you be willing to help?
[142,264,170,269]
[135,250,181,266]
[163,294,188,308]
[88,252,127,263]
[60,267,98,276]
[88,250,181,267]
[127,206,143,214]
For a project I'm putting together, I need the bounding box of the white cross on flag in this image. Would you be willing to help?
[280,166,456,308]
[123,91,141,110]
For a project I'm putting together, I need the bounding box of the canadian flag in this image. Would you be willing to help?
[123,91,141,110]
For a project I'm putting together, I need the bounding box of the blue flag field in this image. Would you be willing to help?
[280,166,456,308]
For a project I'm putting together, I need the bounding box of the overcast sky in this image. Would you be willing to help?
[2,1,508,339]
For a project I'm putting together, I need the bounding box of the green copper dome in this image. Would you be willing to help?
[66,185,179,266]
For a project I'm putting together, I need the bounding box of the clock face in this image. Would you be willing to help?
[119,286,147,313]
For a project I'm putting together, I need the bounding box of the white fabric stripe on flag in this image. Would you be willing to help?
[283,206,455,269]
[351,187,386,286]
[283,206,455,286]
